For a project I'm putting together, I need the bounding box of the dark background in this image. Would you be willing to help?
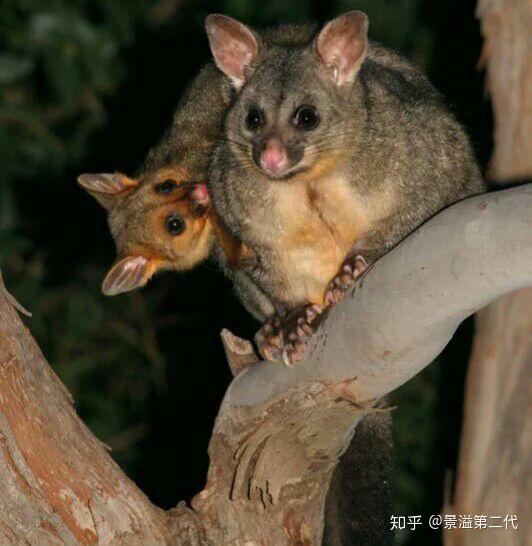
[0,1,492,544]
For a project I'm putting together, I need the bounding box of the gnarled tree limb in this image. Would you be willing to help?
[0,279,170,544]
[225,185,532,407]
[1,184,529,545]
[189,184,532,545]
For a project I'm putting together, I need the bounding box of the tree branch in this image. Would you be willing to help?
[190,184,532,545]
[0,278,171,545]
[226,184,532,407]
[0,184,530,545]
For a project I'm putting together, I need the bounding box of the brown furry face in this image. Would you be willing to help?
[78,166,217,296]
[111,166,213,270]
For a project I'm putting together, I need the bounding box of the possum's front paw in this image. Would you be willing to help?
[255,304,324,366]
[325,254,369,305]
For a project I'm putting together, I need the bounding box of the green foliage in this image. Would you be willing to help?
[337,0,434,66]
[0,0,163,469]
[0,0,149,177]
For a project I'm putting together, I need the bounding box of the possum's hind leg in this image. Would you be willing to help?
[255,303,325,366]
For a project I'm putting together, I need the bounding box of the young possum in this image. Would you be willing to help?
[205,11,486,365]
[77,64,237,295]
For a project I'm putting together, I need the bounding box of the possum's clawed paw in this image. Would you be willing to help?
[255,303,324,366]
[255,316,284,362]
[325,255,369,305]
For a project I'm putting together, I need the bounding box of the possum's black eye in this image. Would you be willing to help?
[292,105,320,130]
[155,180,177,195]
[245,107,265,131]
[165,214,186,236]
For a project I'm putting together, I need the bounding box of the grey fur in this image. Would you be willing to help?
[141,64,231,177]
[208,23,485,320]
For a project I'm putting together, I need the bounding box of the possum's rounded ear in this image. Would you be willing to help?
[316,11,369,86]
[205,14,259,90]
[102,255,159,296]
[77,172,139,211]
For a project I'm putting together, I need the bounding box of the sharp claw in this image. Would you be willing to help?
[302,324,314,335]
[282,350,295,367]
[324,254,369,306]
[354,255,369,274]
[258,303,324,367]
[260,345,277,363]
[340,273,353,285]
[284,346,304,367]
[261,256,368,366]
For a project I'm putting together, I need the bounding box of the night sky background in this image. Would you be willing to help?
[0,1,492,544]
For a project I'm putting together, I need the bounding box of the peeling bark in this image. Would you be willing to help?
[0,277,170,545]
[189,185,531,545]
[2,6,530,544]
[0,182,531,544]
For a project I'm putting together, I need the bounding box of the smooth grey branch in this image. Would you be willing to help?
[226,184,532,407]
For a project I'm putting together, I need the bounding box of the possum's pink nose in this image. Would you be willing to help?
[260,138,288,176]
[190,183,209,205]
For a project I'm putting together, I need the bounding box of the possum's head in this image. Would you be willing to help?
[205,11,368,181]
[78,165,214,295]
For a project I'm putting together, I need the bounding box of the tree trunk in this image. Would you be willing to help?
[446,1,531,545]
[1,182,530,544]
[0,273,171,545]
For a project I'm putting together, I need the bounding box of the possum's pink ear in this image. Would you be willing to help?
[205,14,259,90]
[77,172,139,211]
[102,255,160,296]
[316,11,369,86]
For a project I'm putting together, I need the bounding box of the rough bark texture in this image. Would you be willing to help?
[445,1,531,545]
[477,0,531,181]
[0,274,171,545]
[1,183,530,545]
[448,292,532,546]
